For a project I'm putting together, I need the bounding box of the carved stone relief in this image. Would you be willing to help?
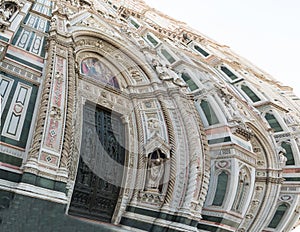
[0,0,20,31]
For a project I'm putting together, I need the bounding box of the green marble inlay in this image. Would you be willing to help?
[0,35,9,42]
[197,223,233,232]
[0,169,22,183]
[0,152,22,167]
[5,53,43,71]
[22,173,67,193]
[0,71,38,148]
[202,215,239,228]
[125,206,197,227]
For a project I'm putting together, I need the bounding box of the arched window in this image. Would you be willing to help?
[81,58,120,89]
[161,49,176,64]
[268,204,288,229]
[232,168,250,213]
[129,18,140,29]
[212,171,228,206]
[265,113,283,132]
[200,100,219,126]
[281,142,295,165]
[220,66,238,81]
[146,33,158,47]
[181,73,198,91]
[241,85,261,102]
[194,45,209,57]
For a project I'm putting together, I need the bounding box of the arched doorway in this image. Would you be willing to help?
[69,102,125,222]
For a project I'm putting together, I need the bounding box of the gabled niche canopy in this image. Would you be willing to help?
[80,57,120,89]
[144,134,171,159]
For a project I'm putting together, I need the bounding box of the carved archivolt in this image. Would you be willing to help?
[75,38,151,86]
[62,26,209,222]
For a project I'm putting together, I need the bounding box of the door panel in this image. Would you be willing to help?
[69,103,125,222]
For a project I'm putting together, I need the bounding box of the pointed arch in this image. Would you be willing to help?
[281,141,295,165]
[212,171,229,206]
[232,166,251,213]
[71,28,155,84]
[264,112,283,132]
[268,203,289,229]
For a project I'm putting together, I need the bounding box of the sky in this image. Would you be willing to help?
[144,0,300,97]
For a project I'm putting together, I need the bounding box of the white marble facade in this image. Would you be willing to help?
[0,0,300,231]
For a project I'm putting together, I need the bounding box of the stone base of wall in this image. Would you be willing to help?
[0,190,129,232]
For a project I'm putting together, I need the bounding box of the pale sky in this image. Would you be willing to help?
[144,0,300,97]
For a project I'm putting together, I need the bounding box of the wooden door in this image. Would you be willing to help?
[69,103,125,222]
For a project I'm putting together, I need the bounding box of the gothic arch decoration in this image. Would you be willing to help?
[205,160,231,207]
[232,166,251,214]
[237,123,284,230]
[280,141,295,165]
[68,31,160,223]
[80,57,120,89]
[212,170,230,207]
[139,135,171,204]
[267,203,290,229]
[246,122,278,168]
[143,134,171,156]
[67,26,209,226]
[71,28,155,85]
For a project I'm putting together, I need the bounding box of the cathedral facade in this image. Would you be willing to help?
[0,0,300,231]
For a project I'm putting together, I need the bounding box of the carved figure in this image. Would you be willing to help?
[277,146,287,167]
[145,150,166,192]
[147,118,160,138]
[81,58,120,89]
[0,1,19,31]
[152,59,168,79]
[0,3,15,21]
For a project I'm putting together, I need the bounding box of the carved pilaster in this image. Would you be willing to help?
[131,98,145,200]
[172,91,205,216]
[24,32,74,183]
[158,96,176,205]
[60,45,76,177]
[25,40,56,167]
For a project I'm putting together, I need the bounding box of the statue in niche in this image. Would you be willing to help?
[0,2,17,21]
[145,149,166,192]
[0,1,19,31]
[217,82,243,121]
[277,145,287,167]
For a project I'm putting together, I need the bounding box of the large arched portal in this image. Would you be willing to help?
[69,102,125,222]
